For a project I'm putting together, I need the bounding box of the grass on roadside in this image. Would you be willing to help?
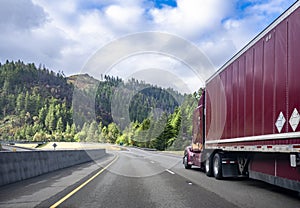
[162,150,184,156]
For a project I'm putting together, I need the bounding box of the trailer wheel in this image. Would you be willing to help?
[213,153,223,179]
[205,153,213,177]
[184,155,191,169]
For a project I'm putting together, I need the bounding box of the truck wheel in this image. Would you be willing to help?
[213,153,223,179]
[205,154,213,177]
[184,155,191,169]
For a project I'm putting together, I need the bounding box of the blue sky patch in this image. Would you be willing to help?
[148,0,177,9]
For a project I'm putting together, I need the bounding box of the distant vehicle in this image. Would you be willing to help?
[184,1,300,192]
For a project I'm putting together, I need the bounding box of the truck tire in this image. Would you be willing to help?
[213,153,223,179]
[184,155,191,169]
[205,153,213,177]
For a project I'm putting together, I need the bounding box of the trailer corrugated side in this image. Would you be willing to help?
[205,3,300,152]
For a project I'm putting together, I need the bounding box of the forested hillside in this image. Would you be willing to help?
[0,60,199,150]
[0,60,74,141]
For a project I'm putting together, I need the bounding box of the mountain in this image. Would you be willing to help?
[0,60,190,147]
[69,74,184,128]
[68,73,100,91]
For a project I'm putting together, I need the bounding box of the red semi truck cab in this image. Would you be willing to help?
[184,1,300,192]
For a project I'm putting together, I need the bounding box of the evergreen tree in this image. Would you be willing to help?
[101,126,108,142]
[71,123,76,136]
[24,91,30,113]
[15,93,24,114]
[74,122,89,142]
[56,117,64,133]
[107,122,120,143]
[45,103,56,133]
[86,120,98,142]
[38,106,47,127]
[2,79,10,95]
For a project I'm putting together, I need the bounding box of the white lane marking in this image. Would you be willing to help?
[165,169,175,175]
[150,161,155,163]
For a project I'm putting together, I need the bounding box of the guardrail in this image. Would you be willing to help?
[0,149,106,186]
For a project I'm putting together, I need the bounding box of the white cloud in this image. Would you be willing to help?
[197,0,297,67]
[107,54,202,93]
[0,0,47,30]
[149,0,234,40]
[0,0,297,92]
[104,5,144,31]
[245,0,295,15]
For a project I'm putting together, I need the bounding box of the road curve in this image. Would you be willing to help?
[47,148,238,208]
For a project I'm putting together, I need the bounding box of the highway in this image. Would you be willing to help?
[0,147,299,208]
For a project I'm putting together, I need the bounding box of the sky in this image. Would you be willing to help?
[0,0,297,93]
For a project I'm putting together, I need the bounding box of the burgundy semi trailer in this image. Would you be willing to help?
[183,1,300,192]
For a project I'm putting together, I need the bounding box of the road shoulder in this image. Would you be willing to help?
[0,153,115,208]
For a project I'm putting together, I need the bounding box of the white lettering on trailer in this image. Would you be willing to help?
[289,108,300,131]
[275,111,286,133]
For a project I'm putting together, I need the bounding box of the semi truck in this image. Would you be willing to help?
[183,1,300,192]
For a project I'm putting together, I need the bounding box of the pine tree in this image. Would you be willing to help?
[24,91,30,113]
[38,106,47,127]
[16,93,24,114]
[107,123,120,143]
[56,117,64,133]
[74,122,89,142]
[101,126,108,142]
[71,123,76,136]
[45,103,56,133]
[86,120,98,142]
[2,79,10,95]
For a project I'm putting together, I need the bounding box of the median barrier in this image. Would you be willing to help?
[0,149,105,186]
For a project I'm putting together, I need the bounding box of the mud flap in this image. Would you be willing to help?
[222,159,239,178]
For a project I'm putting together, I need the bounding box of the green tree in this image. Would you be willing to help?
[86,120,98,142]
[64,122,73,142]
[15,93,24,114]
[74,122,89,142]
[107,122,120,143]
[101,126,108,142]
[2,79,10,95]
[38,106,47,127]
[45,103,56,133]
[24,91,30,113]
[56,117,64,133]
[71,123,76,136]
[33,131,46,142]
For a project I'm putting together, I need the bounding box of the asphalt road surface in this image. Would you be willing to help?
[0,147,299,208]
[1,144,33,151]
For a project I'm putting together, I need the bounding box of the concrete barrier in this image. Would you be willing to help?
[0,149,106,186]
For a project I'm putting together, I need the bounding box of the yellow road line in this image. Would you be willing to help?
[50,154,119,208]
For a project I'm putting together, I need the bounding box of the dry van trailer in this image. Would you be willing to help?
[184,1,300,192]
